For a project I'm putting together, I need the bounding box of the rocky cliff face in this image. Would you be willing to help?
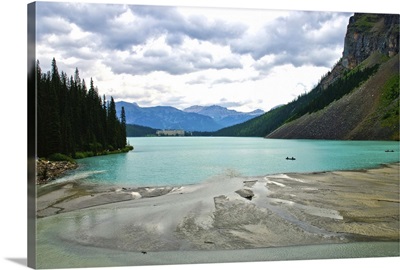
[342,13,399,69]
[320,14,399,89]
[266,13,399,141]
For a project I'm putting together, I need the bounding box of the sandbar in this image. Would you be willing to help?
[35,163,400,267]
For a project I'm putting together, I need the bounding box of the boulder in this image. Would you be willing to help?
[235,189,255,200]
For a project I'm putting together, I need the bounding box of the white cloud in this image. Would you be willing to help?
[36,2,352,112]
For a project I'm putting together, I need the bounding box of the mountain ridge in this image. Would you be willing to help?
[183,105,264,127]
[115,102,221,132]
[267,13,399,140]
[267,54,399,140]
[115,102,264,132]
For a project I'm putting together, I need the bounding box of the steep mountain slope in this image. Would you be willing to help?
[216,13,399,140]
[267,54,399,140]
[267,13,399,140]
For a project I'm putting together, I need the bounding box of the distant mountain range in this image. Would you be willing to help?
[115,102,264,132]
[184,105,264,128]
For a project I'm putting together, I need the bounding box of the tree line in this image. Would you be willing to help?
[285,64,380,123]
[213,63,380,137]
[37,58,129,158]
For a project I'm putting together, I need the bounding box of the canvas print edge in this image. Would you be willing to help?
[27,1,400,269]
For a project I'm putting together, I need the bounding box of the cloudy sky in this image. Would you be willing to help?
[36,1,352,112]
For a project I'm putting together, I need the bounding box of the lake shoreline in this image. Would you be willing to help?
[35,146,135,184]
[66,137,400,187]
[36,159,78,184]
[37,162,399,257]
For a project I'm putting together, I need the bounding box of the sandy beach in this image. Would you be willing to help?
[36,162,399,257]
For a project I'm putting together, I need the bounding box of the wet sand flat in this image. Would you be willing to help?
[36,163,399,260]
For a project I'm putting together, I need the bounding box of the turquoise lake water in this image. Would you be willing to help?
[57,137,400,187]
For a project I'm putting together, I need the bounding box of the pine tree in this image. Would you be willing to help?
[60,71,73,155]
[46,58,62,155]
[119,107,127,148]
[36,60,47,157]
[106,97,118,150]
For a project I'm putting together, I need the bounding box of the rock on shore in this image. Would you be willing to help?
[36,159,78,184]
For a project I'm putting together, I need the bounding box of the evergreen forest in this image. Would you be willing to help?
[37,58,130,159]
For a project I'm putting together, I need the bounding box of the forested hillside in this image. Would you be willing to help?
[267,54,399,140]
[213,63,381,137]
[37,58,129,158]
[126,124,157,137]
